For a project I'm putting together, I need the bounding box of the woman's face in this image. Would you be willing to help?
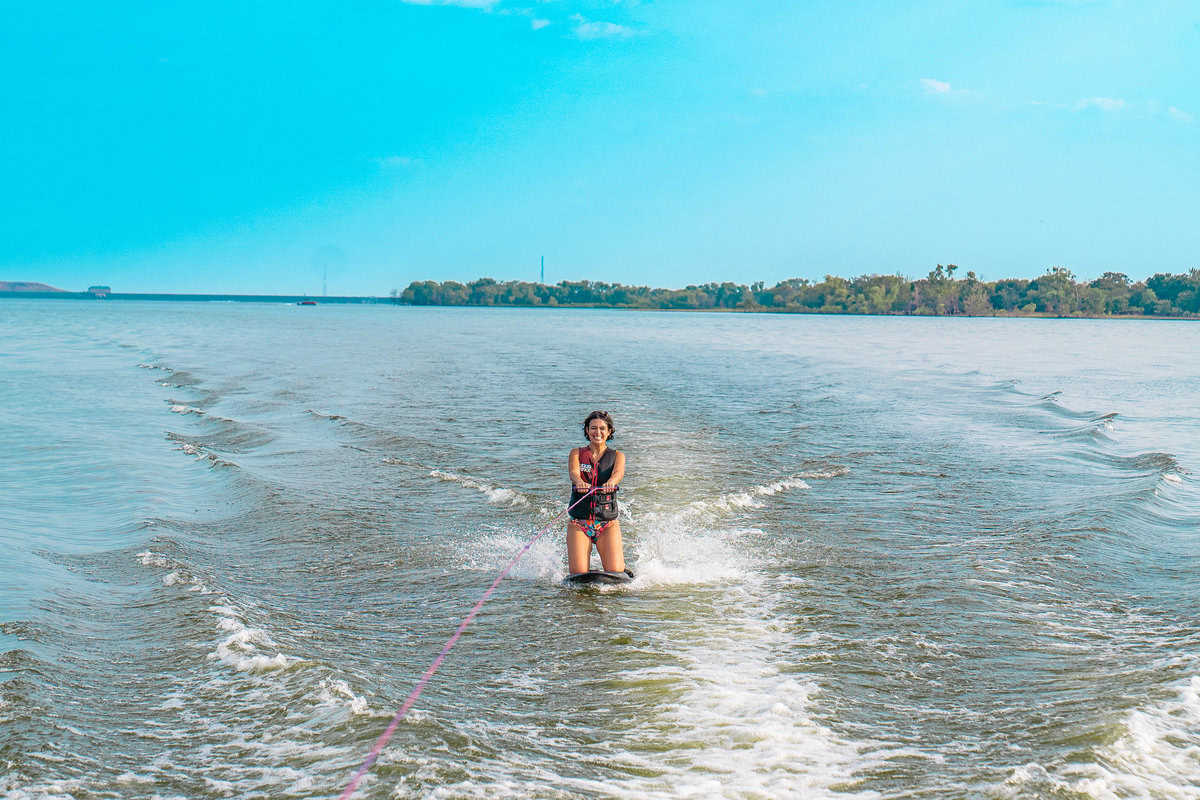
[586,419,610,444]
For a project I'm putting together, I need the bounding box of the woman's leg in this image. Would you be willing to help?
[567,521,593,574]
[595,520,625,573]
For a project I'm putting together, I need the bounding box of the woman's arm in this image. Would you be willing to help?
[604,451,626,489]
[568,448,588,491]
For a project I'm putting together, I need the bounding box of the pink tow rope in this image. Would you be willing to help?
[336,487,598,799]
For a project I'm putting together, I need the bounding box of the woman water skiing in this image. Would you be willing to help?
[567,411,630,577]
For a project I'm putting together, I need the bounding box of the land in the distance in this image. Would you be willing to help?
[0,282,385,304]
[0,281,67,293]
[6,265,1198,317]
[399,266,1200,318]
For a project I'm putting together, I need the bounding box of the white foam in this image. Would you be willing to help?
[203,777,237,793]
[168,404,204,415]
[684,476,811,514]
[314,678,372,716]
[616,477,876,794]
[631,515,751,586]
[430,469,531,507]
[6,582,385,797]
[460,473,813,586]
[440,567,877,798]
[1083,673,1200,797]
[137,550,173,568]
[999,673,1200,799]
[115,772,156,784]
[137,552,214,594]
[208,605,296,674]
[753,476,813,495]
[433,469,870,796]
[1162,473,1183,484]
[615,626,880,798]
[0,776,89,799]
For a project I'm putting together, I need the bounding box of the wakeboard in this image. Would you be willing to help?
[563,570,634,586]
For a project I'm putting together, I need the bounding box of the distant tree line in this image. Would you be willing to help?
[392,266,1200,317]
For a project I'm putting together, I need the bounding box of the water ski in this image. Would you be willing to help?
[563,570,634,586]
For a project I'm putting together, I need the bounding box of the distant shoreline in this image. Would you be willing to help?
[0,291,390,304]
[2,290,1193,320]
[394,270,1200,319]
[6,265,1200,319]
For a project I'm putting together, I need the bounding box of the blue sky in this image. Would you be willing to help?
[3,0,1197,294]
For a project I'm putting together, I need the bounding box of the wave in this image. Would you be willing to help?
[631,475,817,584]
[1033,391,1111,423]
[429,469,532,508]
[136,551,295,674]
[160,368,200,387]
[210,607,297,674]
[668,473,816,519]
[164,432,239,469]
[799,465,851,479]
[125,548,383,777]
[1038,414,1118,440]
[305,408,432,455]
[998,672,1200,799]
[156,366,270,466]
[168,403,205,416]
[165,401,275,453]
[1090,450,1183,475]
[440,470,875,797]
[452,469,819,589]
[612,633,880,798]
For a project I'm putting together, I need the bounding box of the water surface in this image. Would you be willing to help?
[2,301,1197,798]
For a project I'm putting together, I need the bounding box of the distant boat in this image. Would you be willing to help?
[297,299,317,306]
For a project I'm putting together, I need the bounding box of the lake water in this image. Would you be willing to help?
[1,300,1198,799]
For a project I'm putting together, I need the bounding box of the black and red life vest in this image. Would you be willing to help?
[569,446,619,521]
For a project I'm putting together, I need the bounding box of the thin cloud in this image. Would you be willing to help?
[1168,105,1194,123]
[1074,96,1125,112]
[571,14,635,39]
[400,0,498,8]
[920,78,953,94]
[531,18,551,30]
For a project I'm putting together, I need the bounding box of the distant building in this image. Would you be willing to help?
[87,285,111,297]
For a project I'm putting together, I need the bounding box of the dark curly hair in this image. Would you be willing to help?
[582,410,615,441]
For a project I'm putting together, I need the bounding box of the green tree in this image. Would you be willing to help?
[1033,266,1078,314]
[1129,284,1157,314]
[395,269,1198,318]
